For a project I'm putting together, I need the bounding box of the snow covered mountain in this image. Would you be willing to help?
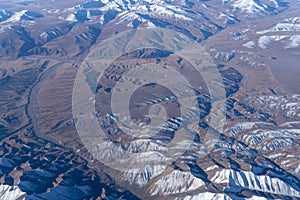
[0,10,13,22]
[0,0,296,58]
[0,0,299,199]
[0,185,25,200]
[0,10,43,24]
[223,0,289,14]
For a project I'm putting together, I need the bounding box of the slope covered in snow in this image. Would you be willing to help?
[0,10,43,24]
[0,185,26,200]
[0,10,13,22]
[0,0,299,199]
[241,16,300,49]
[213,169,300,198]
[258,35,288,49]
[223,0,288,15]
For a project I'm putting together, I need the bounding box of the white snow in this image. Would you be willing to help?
[0,10,27,24]
[211,169,231,184]
[211,169,300,198]
[205,165,219,171]
[232,0,268,14]
[70,0,192,26]
[283,17,300,24]
[227,122,274,136]
[257,22,300,34]
[243,40,256,48]
[270,0,279,7]
[0,10,12,21]
[256,95,300,118]
[258,35,288,49]
[268,153,282,159]
[0,185,26,200]
[99,2,122,12]
[286,35,300,48]
[255,17,300,49]
[0,9,9,16]
[177,192,231,200]
[148,4,192,21]
[296,164,300,174]
[124,164,166,186]
[241,129,299,151]
[65,14,77,22]
[178,193,269,200]
[280,121,300,128]
[150,170,205,195]
[146,20,156,28]
[116,11,153,27]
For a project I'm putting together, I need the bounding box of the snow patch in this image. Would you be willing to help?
[243,40,256,48]
[150,170,205,195]
[65,14,77,22]
[258,35,288,49]
[0,10,27,24]
[177,192,231,200]
[0,185,26,200]
[258,23,300,34]
[123,164,166,186]
[232,0,268,14]
[211,169,300,198]
[286,35,300,48]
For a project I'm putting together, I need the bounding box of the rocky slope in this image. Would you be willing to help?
[0,0,299,199]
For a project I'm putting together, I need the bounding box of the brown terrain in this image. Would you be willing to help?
[0,0,299,199]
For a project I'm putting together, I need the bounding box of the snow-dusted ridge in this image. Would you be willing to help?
[0,10,43,24]
[216,169,300,198]
[258,35,289,49]
[224,0,288,14]
[150,170,205,195]
[0,185,26,200]
[0,10,28,24]
[68,0,193,25]
[242,17,300,49]
[0,9,13,22]
[148,167,300,197]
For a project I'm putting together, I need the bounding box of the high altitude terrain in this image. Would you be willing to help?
[0,0,299,199]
